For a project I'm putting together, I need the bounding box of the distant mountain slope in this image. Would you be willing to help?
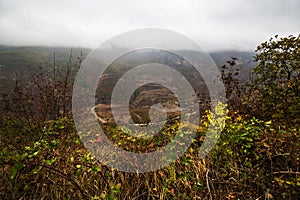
[0,45,256,90]
[210,50,256,80]
[0,46,90,90]
[0,45,90,71]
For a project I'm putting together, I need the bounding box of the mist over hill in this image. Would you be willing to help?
[0,45,256,92]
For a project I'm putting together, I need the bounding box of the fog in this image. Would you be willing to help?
[0,0,299,51]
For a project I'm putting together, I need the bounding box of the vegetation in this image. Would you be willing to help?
[0,35,299,199]
[251,35,300,124]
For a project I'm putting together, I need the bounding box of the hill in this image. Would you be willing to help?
[0,45,256,91]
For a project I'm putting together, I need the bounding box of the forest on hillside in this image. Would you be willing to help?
[0,34,299,199]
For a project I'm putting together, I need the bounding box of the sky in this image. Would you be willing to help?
[0,0,299,51]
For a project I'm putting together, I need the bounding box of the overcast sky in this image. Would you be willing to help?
[0,0,299,51]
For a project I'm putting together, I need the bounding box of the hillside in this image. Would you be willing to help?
[0,46,89,90]
[0,45,256,91]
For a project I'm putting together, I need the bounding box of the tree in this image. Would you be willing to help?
[1,49,84,127]
[252,34,300,124]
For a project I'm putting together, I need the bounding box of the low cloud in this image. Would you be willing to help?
[0,0,299,50]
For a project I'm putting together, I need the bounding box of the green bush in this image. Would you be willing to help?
[211,117,300,199]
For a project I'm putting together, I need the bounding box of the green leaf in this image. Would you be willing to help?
[32,166,43,174]
[10,163,23,180]
[28,150,39,158]
[45,157,57,165]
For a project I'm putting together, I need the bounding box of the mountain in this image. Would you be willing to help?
[0,45,256,91]
[210,50,256,80]
[0,45,90,90]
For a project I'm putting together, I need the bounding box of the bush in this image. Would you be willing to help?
[211,117,300,199]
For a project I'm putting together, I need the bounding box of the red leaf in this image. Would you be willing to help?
[96,136,102,143]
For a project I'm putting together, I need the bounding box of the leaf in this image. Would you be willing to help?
[28,150,40,158]
[265,120,272,125]
[10,163,23,180]
[45,157,57,165]
[32,166,43,174]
